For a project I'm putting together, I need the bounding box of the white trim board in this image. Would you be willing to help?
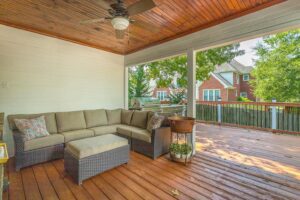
[125,0,300,67]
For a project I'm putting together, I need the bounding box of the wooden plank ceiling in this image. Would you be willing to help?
[0,0,285,55]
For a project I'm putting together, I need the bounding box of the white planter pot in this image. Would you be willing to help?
[175,153,181,159]
[181,154,187,159]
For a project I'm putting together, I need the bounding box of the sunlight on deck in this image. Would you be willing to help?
[195,125,300,180]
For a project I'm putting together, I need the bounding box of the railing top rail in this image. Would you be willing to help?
[196,101,300,107]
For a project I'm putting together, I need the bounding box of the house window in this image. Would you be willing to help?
[240,92,247,98]
[236,74,240,84]
[157,91,168,101]
[243,74,250,81]
[203,89,220,101]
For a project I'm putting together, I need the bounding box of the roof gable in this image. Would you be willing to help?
[214,60,254,74]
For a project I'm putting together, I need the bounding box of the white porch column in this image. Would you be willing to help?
[124,67,129,109]
[187,49,196,118]
[187,49,197,155]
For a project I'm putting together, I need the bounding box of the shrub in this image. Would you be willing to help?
[237,96,252,102]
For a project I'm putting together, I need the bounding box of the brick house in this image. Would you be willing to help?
[198,60,255,101]
[152,87,171,101]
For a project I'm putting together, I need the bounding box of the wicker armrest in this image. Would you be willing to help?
[152,126,171,144]
[12,131,25,153]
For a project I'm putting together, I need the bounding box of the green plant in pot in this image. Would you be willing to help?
[169,143,181,158]
[169,143,177,156]
[180,144,192,159]
[174,144,181,158]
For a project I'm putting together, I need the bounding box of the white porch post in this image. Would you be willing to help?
[124,67,129,109]
[187,49,196,155]
[187,49,196,118]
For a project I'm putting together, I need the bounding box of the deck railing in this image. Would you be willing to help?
[196,101,300,134]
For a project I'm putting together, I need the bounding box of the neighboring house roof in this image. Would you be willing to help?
[214,60,253,74]
[211,73,234,88]
[203,60,253,89]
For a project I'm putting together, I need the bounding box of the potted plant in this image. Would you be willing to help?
[173,143,181,159]
[180,144,192,159]
[169,143,177,156]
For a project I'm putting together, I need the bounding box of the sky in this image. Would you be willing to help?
[235,37,263,67]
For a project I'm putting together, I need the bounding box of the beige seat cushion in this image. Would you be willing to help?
[62,129,94,143]
[7,112,57,134]
[132,129,152,143]
[66,134,128,159]
[121,109,134,125]
[84,109,108,128]
[24,134,64,151]
[90,125,118,136]
[116,125,133,137]
[56,111,86,132]
[131,111,148,129]
[106,109,121,125]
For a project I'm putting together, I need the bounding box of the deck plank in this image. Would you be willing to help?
[82,180,109,200]
[21,167,42,200]
[109,169,160,200]
[7,159,25,200]
[43,162,76,200]
[32,164,59,200]
[92,175,126,200]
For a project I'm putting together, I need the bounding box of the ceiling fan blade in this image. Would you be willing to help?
[115,29,125,39]
[132,20,159,33]
[94,0,112,10]
[80,18,107,24]
[127,0,156,16]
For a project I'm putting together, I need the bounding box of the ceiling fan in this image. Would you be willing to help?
[80,0,158,39]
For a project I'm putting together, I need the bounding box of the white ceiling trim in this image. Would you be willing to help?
[124,0,300,67]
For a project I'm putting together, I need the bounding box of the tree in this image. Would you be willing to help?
[128,65,151,99]
[250,29,300,102]
[147,44,244,88]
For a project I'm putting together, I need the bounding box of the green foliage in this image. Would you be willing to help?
[236,96,252,102]
[169,143,180,153]
[251,29,300,102]
[147,44,244,88]
[180,144,192,155]
[128,65,151,99]
[169,90,187,104]
[169,143,192,155]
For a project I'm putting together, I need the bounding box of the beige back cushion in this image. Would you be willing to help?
[7,112,57,134]
[84,109,108,128]
[131,111,148,129]
[121,109,134,125]
[106,109,121,125]
[56,111,86,132]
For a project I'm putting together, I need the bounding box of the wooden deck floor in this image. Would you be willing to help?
[4,123,300,200]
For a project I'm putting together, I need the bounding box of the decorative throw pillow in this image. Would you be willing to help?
[147,114,164,133]
[14,116,50,141]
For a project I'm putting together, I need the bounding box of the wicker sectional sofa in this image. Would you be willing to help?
[8,109,171,171]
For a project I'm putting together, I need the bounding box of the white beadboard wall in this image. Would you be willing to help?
[0,25,125,156]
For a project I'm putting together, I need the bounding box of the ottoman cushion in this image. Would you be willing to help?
[66,134,128,159]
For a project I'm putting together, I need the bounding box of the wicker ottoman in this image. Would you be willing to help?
[64,134,129,184]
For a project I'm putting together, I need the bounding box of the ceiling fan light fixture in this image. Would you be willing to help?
[111,17,129,30]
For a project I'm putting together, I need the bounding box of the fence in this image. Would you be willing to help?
[196,101,300,134]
